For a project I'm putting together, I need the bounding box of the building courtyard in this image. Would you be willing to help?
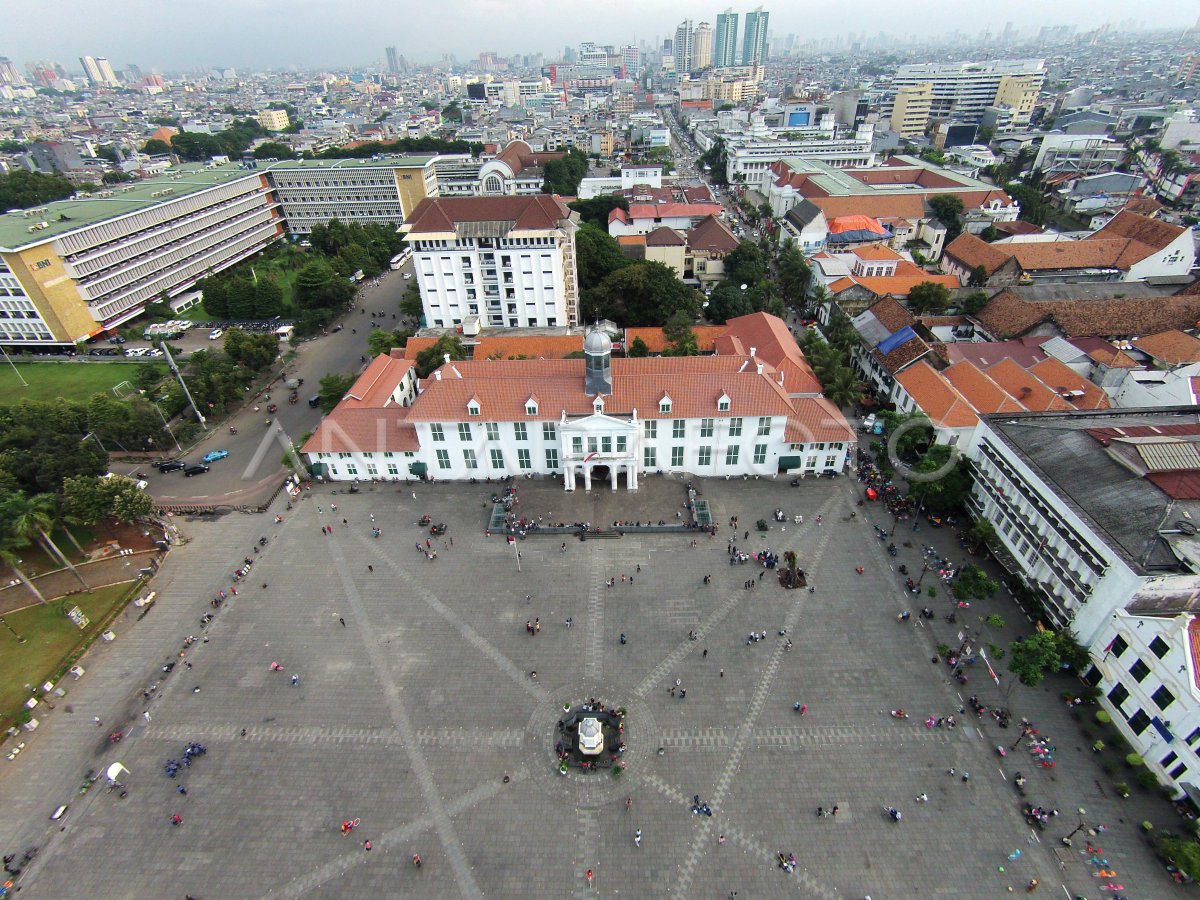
[0,474,1186,898]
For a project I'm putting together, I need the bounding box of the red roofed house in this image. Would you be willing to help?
[302,312,855,488]
[608,202,726,237]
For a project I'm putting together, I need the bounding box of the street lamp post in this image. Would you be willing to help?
[1061,808,1089,846]
[916,560,930,587]
[152,401,183,453]
[0,615,26,644]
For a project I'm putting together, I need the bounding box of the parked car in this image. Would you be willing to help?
[156,460,186,472]
[107,335,126,344]
[862,414,877,433]
[402,272,412,280]
[183,464,210,477]
[201,450,228,463]
[208,329,224,340]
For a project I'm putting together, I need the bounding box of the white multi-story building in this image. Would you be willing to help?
[723,126,876,182]
[890,59,1045,127]
[262,156,440,234]
[403,195,580,330]
[968,409,1199,642]
[302,313,855,487]
[1032,133,1125,178]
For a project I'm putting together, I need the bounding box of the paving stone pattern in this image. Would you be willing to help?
[0,471,1185,898]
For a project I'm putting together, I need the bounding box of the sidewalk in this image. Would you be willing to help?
[0,551,159,616]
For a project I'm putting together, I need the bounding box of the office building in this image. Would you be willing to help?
[95,57,119,86]
[692,23,713,72]
[620,46,640,79]
[302,312,855,487]
[385,46,401,74]
[79,55,104,86]
[0,57,24,85]
[890,59,1045,130]
[263,156,439,234]
[714,9,740,68]
[26,141,85,174]
[741,7,769,67]
[256,108,290,131]
[0,164,281,343]
[889,83,934,138]
[673,20,694,75]
[402,195,581,329]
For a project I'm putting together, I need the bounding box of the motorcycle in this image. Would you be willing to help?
[898,564,908,575]
[890,709,908,719]
[887,543,897,557]
[229,426,238,435]
[996,745,1007,758]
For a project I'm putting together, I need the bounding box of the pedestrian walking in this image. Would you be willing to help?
[339,617,346,627]
[143,710,151,723]
[718,834,726,845]
[916,793,928,803]
[363,840,372,852]
[368,564,373,573]
[703,648,708,658]
[93,716,102,727]
[177,785,187,795]
[816,806,824,817]
[720,668,724,677]
[561,542,567,552]
[291,674,299,686]
[831,805,839,816]
[412,491,417,500]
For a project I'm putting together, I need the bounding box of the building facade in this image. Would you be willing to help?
[692,23,713,73]
[302,314,856,487]
[673,20,694,75]
[404,195,580,330]
[889,59,1045,133]
[741,7,769,66]
[714,10,739,68]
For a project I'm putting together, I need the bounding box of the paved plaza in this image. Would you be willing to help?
[0,471,1187,898]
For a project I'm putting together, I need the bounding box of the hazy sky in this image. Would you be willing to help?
[4,0,1198,72]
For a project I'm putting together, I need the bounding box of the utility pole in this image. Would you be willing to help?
[152,401,183,453]
[159,341,206,430]
[0,342,28,386]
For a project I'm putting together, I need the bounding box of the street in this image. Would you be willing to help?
[116,262,416,502]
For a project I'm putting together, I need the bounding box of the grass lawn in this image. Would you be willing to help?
[0,362,163,405]
[0,581,137,731]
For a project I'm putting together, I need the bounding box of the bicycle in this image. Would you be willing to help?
[340,818,360,835]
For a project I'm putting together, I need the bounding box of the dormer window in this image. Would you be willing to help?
[660,395,672,414]
[525,397,538,416]
[718,394,731,412]
[594,398,604,413]
[467,400,480,417]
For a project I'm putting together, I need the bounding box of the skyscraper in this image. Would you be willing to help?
[692,22,713,72]
[620,46,640,79]
[714,9,740,68]
[385,46,400,74]
[79,55,103,86]
[673,20,694,75]
[96,57,119,86]
[741,7,769,66]
[0,57,24,85]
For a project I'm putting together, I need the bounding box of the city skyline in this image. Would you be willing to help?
[2,0,1197,72]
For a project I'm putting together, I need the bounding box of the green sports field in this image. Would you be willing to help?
[0,362,162,404]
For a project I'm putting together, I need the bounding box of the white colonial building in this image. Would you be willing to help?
[403,194,580,330]
[302,313,856,488]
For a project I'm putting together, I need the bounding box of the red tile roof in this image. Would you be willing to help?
[624,325,725,354]
[983,358,1075,412]
[645,226,687,247]
[944,233,1018,275]
[941,361,1028,414]
[895,361,980,428]
[1025,358,1110,410]
[721,312,823,395]
[301,407,419,455]
[687,215,739,253]
[1132,330,1200,365]
[405,195,572,234]
[626,202,724,221]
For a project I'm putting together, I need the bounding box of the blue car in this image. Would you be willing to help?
[201,450,229,463]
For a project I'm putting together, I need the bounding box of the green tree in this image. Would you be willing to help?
[253,275,284,318]
[367,328,413,357]
[61,473,150,525]
[906,281,951,315]
[169,131,225,161]
[317,372,357,413]
[134,362,163,392]
[568,196,630,229]
[414,335,467,379]
[541,149,589,194]
[225,276,256,319]
[0,534,47,604]
[699,137,729,184]
[705,282,756,324]
[253,141,296,159]
[1,491,89,591]
[967,264,989,288]
[574,222,629,290]
[1008,631,1062,687]
[400,283,424,320]
[725,240,767,286]
[627,336,650,357]
[952,564,1000,601]
[1005,182,1049,226]
[777,239,811,308]
[912,449,973,513]
[0,169,78,210]
[441,101,463,123]
[928,194,965,243]
[823,367,862,408]
[294,259,353,310]
[224,329,279,371]
[102,170,134,185]
[661,311,699,356]
[959,291,989,316]
[583,261,699,326]
[198,274,229,318]
[965,518,998,552]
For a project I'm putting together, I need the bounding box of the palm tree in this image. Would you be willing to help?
[0,542,47,605]
[3,492,90,592]
[823,367,863,410]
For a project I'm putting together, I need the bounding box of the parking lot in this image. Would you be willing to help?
[0,474,1182,898]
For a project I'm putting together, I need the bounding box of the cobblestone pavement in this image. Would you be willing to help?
[0,471,1185,898]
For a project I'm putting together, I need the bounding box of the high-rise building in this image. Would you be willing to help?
[620,46,640,79]
[0,57,25,85]
[741,7,769,66]
[79,55,103,86]
[692,22,713,72]
[891,59,1045,127]
[714,9,740,68]
[386,46,400,74]
[96,57,119,86]
[673,20,694,75]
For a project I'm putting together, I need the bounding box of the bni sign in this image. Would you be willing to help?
[66,606,90,630]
